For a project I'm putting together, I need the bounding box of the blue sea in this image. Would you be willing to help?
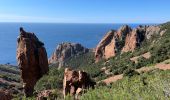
[0,23,152,65]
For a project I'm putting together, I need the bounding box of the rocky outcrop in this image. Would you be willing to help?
[63,68,96,99]
[122,25,164,52]
[95,25,132,62]
[122,25,146,52]
[49,42,89,68]
[95,25,166,62]
[16,27,49,97]
[145,25,161,39]
[0,89,12,100]
[95,30,115,62]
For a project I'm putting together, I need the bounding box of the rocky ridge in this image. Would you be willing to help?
[95,25,165,62]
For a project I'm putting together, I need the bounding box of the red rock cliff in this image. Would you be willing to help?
[122,25,146,52]
[95,25,132,62]
[49,42,89,68]
[16,27,49,97]
[95,25,165,62]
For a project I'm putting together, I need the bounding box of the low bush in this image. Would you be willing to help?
[81,70,170,100]
[34,66,64,92]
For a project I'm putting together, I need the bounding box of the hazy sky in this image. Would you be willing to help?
[0,0,169,23]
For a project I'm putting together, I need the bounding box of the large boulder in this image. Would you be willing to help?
[49,42,89,68]
[63,68,96,99]
[0,89,12,100]
[16,27,49,97]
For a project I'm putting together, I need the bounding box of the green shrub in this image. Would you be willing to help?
[34,66,64,92]
[123,68,139,77]
[81,70,170,100]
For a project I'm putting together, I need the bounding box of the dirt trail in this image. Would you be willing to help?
[155,63,170,70]
[130,52,151,63]
[0,78,20,86]
[101,59,170,85]
[102,74,123,85]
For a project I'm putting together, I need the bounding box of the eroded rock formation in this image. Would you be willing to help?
[95,25,166,62]
[63,68,96,99]
[49,42,89,68]
[16,27,49,97]
[122,25,146,52]
[95,30,115,62]
[95,25,132,62]
[145,25,161,39]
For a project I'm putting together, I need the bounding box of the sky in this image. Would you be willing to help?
[0,0,169,23]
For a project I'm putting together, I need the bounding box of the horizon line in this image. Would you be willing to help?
[0,21,164,24]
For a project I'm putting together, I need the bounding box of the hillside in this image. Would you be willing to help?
[19,22,170,99]
[0,64,22,96]
[5,21,170,99]
[81,69,170,100]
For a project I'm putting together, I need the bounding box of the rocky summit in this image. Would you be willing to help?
[95,25,166,62]
[16,27,49,97]
[49,42,89,68]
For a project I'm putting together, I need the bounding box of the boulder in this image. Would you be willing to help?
[49,42,89,68]
[16,27,49,97]
[63,68,96,99]
[0,89,12,100]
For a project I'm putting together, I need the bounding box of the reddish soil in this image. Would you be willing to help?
[102,74,123,85]
[155,63,170,70]
[130,52,151,63]
[101,59,170,85]
[136,67,154,73]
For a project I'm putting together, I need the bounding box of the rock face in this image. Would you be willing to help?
[49,42,89,68]
[95,25,132,62]
[122,25,146,52]
[16,28,49,97]
[0,89,12,100]
[95,25,165,62]
[145,25,161,39]
[63,68,96,99]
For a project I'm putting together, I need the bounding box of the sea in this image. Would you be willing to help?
[0,23,154,65]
